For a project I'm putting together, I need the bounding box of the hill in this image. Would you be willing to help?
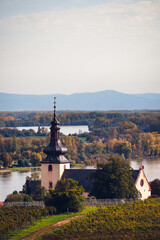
[43,198,160,240]
[0,90,160,111]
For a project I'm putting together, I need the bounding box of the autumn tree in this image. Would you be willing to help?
[1,152,12,168]
[0,135,5,152]
[113,139,132,159]
[30,152,42,166]
[90,156,140,199]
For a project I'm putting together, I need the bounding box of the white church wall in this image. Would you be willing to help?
[135,169,151,200]
[59,163,70,179]
[41,162,70,190]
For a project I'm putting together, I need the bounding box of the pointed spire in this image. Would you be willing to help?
[53,97,56,120]
[42,99,69,164]
[51,97,59,126]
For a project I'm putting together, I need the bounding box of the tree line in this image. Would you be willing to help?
[0,135,47,168]
[0,111,160,168]
[0,111,160,133]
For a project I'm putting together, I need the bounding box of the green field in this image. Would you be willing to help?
[42,198,160,240]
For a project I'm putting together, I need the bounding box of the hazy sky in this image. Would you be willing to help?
[0,0,160,95]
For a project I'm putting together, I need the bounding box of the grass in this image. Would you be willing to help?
[9,206,98,240]
[0,166,41,172]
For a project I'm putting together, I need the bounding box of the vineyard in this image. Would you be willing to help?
[43,198,160,240]
[0,205,55,239]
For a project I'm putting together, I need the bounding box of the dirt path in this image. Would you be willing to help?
[20,215,83,240]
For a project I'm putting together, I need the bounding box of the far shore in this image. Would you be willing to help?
[0,169,11,173]
[0,166,41,173]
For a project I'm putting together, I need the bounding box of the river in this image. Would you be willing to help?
[14,125,89,135]
[0,125,160,201]
[0,158,160,201]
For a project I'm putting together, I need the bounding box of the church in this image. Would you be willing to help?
[28,100,151,200]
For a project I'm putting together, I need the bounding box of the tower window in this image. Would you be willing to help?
[48,165,52,171]
[49,181,52,188]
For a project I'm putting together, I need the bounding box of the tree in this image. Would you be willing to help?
[1,152,12,168]
[90,156,140,199]
[5,191,33,202]
[45,178,84,213]
[0,135,5,152]
[31,186,47,201]
[150,179,160,196]
[18,159,24,167]
[31,172,40,180]
[0,160,3,168]
[113,140,132,159]
[30,152,42,166]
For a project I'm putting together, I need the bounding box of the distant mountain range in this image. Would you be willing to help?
[0,90,160,111]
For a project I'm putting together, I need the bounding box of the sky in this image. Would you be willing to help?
[0,0,160,95]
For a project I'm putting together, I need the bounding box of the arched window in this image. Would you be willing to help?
[49,181,52,188]
[48,164,52,171]
[140,179,144,187]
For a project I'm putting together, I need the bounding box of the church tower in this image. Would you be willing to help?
[41,98,70,190]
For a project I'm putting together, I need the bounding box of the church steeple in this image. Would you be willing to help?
[42,98,70,163]
[50,97,60,140]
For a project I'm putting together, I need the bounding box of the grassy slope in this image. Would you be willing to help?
[9,206,97,240]
[42,198,160,240]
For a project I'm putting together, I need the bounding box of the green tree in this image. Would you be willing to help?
[150,179,160,196]
[31,186,47,201]
[5,191,33,202]
[18,159,24,167]
[45,178,84,213]
[90,156,140,199]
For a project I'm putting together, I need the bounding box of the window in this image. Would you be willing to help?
[140,179,144,187]
[49,181,52,188]
[48,165,52,171]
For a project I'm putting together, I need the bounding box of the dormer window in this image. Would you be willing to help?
[48,164,52,171]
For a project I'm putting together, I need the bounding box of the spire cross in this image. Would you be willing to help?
[53,97,56,118]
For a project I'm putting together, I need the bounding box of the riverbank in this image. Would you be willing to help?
[0,169,11,173]
[0,166,40,173]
